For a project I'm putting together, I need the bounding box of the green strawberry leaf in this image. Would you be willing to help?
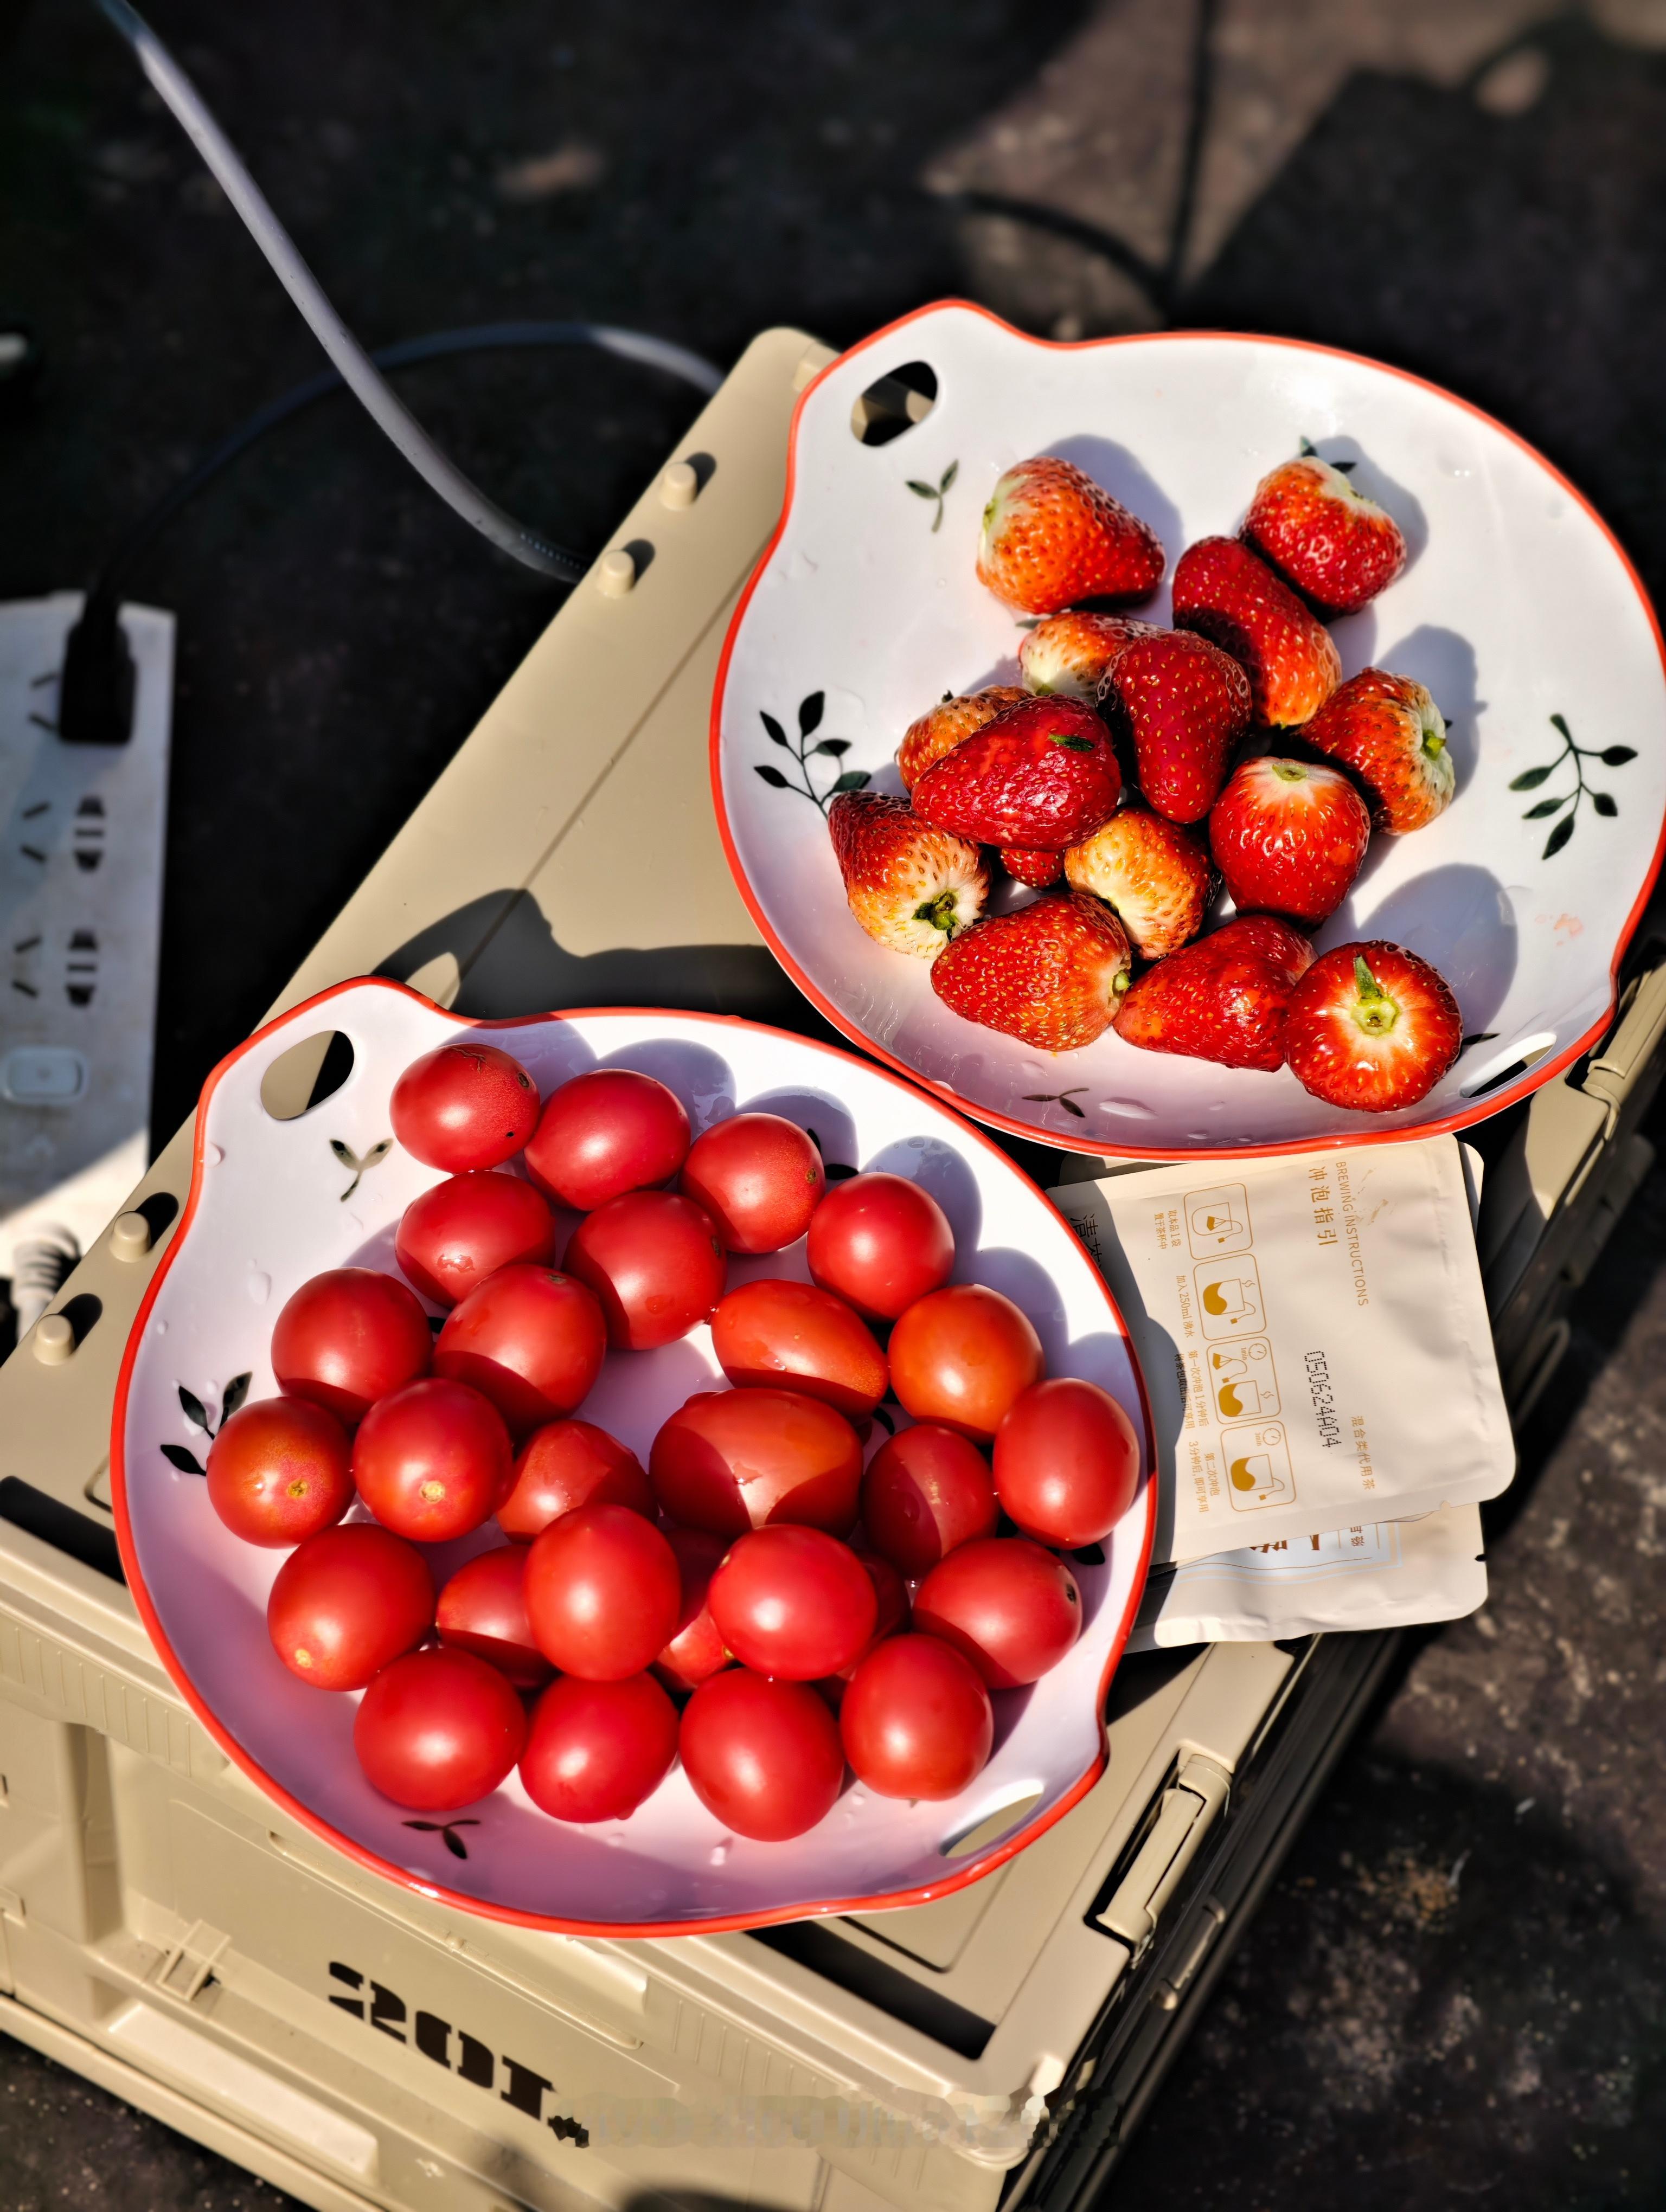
[1543,814,1575,858]
[1592,790,1618,816]
[1050,734,1097,751]
[753,764,791,789]
[1522,795,1568,819]
[161,1444,205,1475]
[830,770,871,794]
[760,712,789,746]
[798,692,825,737]
[811,738,850,757]
[1600,745,1637,766]
[1509,764,1554,790]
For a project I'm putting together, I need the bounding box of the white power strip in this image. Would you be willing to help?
[0,593,173,1313]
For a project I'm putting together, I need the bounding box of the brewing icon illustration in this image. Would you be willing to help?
[1183,1181,1253,1257]
[1196,1256,1265,1337]
[1222,1419,1294,1510]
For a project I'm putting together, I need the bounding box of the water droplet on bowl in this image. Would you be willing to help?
[152,1320,168,1338]
[1097,1098,1155,1120]
[247,1269,271,1305]
[204,1142,223,1165]
[709,1842,730,1867]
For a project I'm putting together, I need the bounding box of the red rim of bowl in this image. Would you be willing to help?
[709,299,1666,1161]
[110,975,1158,1939]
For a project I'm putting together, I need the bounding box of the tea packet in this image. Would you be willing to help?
[1050,1134,1513,1566]
[1125,1502,1486,1651]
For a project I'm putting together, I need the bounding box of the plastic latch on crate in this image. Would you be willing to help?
[1092,1753,1231,1959]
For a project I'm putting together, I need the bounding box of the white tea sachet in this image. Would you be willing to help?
[1051,1135,1513,1565]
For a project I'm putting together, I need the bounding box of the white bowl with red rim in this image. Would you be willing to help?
[111,978,1154,1937]
[709,300,1666,1158]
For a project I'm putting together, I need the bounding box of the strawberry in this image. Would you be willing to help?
[1208,756,1370,926]
[1113,914,1313,1072]
[931,892,1132,1051]
[1243,450,1407,618]
[912,695,1120,853]
[1100,629,1251,823]
[828,792,988,961]
[1001,846,1065,888]
[1284,941,1462,1111]
[1301,668,1453,833]
[1063,809,1213,960]
[1171,537,1341,727]
[977,456,1165,616]
[898,685,1026,793]
[1019,611,1159,698]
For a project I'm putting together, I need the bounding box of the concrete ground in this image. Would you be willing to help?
[4,0,1666,2202]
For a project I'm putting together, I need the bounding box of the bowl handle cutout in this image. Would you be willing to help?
[258,1030,356,1121]
[850,362,938,448]
[1457,1030,1557,1101]
[939,1783,1046,1860]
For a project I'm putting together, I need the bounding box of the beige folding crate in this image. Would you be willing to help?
[0,321,1661,2212]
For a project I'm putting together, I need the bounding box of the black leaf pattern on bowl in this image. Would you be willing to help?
[753,695,870,814]
[1509,713,1634,857]
[163,1372,252,1473]
[331,1136,394,1201]
[404,1817,480,1861]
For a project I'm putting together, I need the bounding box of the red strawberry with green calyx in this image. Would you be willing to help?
[1283,941,1462,1111]
[931,891,1132,1051]
[912,695,1121,854]
[1208,755,1370,925]
[977,457,1165,616]
[1243,447,1407,618]
[1113,914,1314,1072]
[1172,536,1341,728]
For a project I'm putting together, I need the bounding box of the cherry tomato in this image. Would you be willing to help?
[563,1191,726,1352]
[654,1525,732,1693]
[679,1113,825,1253]
[679,1670,846,1841]
[267,1523,434,1690]
[350,1377,511,1542]
[354,1647,527,1811]
[523,1503,681,1680]
[433,1264,607,1437]
[496,1419,652,1540]
[993,1378,1141,1547]
[860,1424,998,1575]
[709,1278,887,1420]
[436,1544,550,1688]
[390,1040,540,1172]
[840,1634,994,1801]
[270,1266,431,1426]
[707,1526,877,1681]
[520,1673,680,1823]
[649,1388,862,1539]
[805,1173,954,1321]
[523,1068,689,1211]
[835,1548,909,1675]
[394,1171,556,1307]
[206,1396,353,1547]
[912,1538,1081,1688]
[888,1285,1045,1442]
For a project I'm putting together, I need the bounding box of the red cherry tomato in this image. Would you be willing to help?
[353,1646,527,1811]
[835,1548,909,1675]
[496,1418,652,1540]
[523,1068,690,1211]
[993,1378,1141,1548]
[520,1672,680,1823]
[649,1388,862,1539]
[679,1113,826,1253]
[563,1191,726,1352]
[206,1396,353,1547]
[709,1278,887,1420]
[436,1544,550,1687]
[912,1538,1081,1688]
[805,1173,954,1321]
[653,1525,732,1693]
[888,1285,1045,1442]
[860,1424,998,1575]
[390,1040,540,1172]
[270,1267,431,1426]
[433,1264,607,1437]
[840,1634,994,1800]
[707,1526,878,1681]
[394,1171,556,1307]
[350,1378,511,1542]
[267,1523,434,1690]
[679,1670,846,1841]
[523,1503,681,1681]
